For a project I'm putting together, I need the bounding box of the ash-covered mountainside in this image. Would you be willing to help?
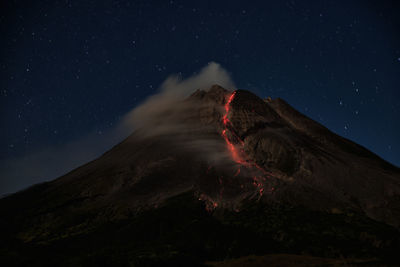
[1,85,400,266]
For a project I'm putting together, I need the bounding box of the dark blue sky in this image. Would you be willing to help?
[1,0,399,193]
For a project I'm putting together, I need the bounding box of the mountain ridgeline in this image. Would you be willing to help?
[1,85,399,266]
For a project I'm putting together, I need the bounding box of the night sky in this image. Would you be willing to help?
[1,0,399,194]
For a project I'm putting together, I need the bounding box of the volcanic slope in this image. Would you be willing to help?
[1,85,399,266]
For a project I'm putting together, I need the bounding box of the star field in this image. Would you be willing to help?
[1,0,399,194]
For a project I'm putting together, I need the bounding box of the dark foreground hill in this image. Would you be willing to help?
[1,85,399,266]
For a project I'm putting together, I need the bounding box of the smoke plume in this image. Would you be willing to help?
[0,62,235,195]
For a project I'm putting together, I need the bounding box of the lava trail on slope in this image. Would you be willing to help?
[220,91,274,200]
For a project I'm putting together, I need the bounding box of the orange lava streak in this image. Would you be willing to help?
[221,91,246,164]
[221,91,271,198]
[199,91,270,212]
[222,91,236,125]
[221,129,243,164]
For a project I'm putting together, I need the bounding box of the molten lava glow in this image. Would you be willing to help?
[222,91,236,125]
[221,91,251,166]
[234,168,241,176]
[221,129,243,164]
[221,91,271,198]
[199,91,274,212]
[198,193,219,212]
[252,176,266,199]
[221,91,248,165]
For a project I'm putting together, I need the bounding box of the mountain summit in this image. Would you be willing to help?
[1,85,399,266]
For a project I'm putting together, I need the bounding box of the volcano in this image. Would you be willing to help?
[1,85,400,266]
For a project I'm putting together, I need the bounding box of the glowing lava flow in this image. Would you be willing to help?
[200,91,274,211]
[221,91,252,166]
[221,91,269,198]
[222,92,236,125]
[221,91,247,164]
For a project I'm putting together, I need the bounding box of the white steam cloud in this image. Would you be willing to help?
[121,61,234,131]
[0,62,235,196]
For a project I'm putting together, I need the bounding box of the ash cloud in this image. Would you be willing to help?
[121,61,236,166]
[121,61,235,131]
[0,62,235,196]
